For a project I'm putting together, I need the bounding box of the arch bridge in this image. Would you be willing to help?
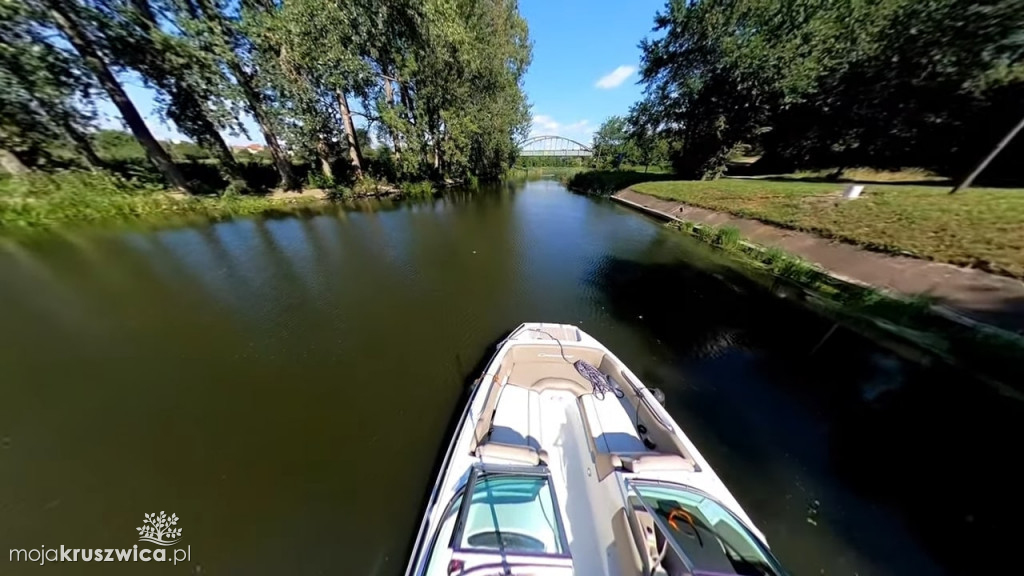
[518,135,593,157]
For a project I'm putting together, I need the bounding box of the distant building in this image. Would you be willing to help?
[232,144,265,154]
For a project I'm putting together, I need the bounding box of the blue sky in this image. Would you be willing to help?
[520,0,664,144]
[99,0,666,146]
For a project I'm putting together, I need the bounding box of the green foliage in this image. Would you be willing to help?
[305,170,338,190]
[771,256,819,284]
[636,0,1024,180]
[592,116,634,168]
[0,170,321,234]
[0,0,99,169]
[92,130,147,162]
[352,176,386,197]
[761,246,788,267]
[694,224,716,244]
[713,226,741,250]
[324,186,352,201]
[400,181,435,197]
[5,0,533,200]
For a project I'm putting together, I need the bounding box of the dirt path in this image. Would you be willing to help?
[615,188,1024,334]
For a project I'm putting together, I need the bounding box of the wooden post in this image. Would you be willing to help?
[950,112,1024,194]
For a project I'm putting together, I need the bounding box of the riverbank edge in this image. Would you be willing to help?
[0,181,417,239]
[609,187,1024,393]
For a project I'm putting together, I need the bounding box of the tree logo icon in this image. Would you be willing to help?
[136,512,183,546]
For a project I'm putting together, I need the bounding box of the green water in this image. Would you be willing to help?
[0,180,1016,574]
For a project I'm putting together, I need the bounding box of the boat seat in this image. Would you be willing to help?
[476,443,548,467]
[619,453,695,473]
[507,362,593,396]
[488,384,542,451]
[579,394,646,454]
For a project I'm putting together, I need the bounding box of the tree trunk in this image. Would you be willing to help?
[188,102,243,183]
[60,120,105,169]
[951,111,1024,194]
[400,84,416,123]
[6,61,105,170]
[205,127,243,182]
[381,77,402,157]
[223,63,293,189]
[229,61,296,189]
[193,0,295,190]
[132,0,241,185]
[336,91,364,178]
[316,139,334,181]
[45,0,191,191]
[0,148,29,175]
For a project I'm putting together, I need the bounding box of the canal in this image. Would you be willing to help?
[0,179,1018,575]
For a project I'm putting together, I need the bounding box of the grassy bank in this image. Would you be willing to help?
[630,179,1024,279]
[0,171,326,237]
[664,219,1024,389]
[0,168,442,237]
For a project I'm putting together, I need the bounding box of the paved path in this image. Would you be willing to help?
[615,188,1024,334]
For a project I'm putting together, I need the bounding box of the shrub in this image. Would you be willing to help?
[772,255,819,284]
[761,246,788,266]
[694,224,717,243]
[352,176,385,196]
[325,186,352,201]
[713,226,741,250]
[400,180,435,197]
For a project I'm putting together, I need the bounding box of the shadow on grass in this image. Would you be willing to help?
[566,170,678,195]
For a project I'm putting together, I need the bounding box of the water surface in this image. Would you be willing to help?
[0,180,1018,574]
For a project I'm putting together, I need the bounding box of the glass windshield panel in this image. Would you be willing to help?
[458,473,565,556]
[632,483,784,576]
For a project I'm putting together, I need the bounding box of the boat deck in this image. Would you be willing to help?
[407,323,776,576]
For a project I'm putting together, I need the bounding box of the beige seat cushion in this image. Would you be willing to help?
[489,385,541,450]
[476,443,542,466]
[579,394,646,454]
[620,453,695,473]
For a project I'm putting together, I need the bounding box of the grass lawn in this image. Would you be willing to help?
[631,179,1024,279]
[0,171,324,237]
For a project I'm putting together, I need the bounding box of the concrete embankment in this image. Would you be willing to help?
[613,187,1024,335]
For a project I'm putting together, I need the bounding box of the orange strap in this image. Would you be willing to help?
[668,508,695,532]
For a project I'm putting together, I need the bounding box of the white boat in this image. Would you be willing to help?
[406,323,787,576]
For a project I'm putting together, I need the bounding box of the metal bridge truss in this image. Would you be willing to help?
[518,135,593,157]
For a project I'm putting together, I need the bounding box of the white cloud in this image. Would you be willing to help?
[529,115,594,143]
[532,114,561,134]
[594,65,636,89]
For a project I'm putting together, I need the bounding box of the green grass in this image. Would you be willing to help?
[633,179,1024,279]
[400,180,436,197]
[0,171,323,236]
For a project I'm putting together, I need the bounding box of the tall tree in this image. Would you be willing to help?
[638,0,1024,179]
[593,116,633,167]
[1,0,103,170]
[95,0,244,185]
[36,0,191,189]
[190,0,297,189]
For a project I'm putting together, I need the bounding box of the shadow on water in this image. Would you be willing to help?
[3,180,1020,576]
[590,253,1024,575]
[398,330,513,574]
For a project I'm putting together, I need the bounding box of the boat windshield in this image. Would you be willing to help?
[630,481,786,576]
[454,468,568,556]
